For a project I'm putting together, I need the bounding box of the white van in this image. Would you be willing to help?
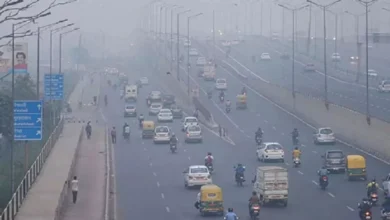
[125,85,137,101]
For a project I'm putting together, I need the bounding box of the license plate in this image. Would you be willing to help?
[366,216,371,220]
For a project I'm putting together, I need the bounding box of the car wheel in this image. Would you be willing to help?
[280,159,285,163]
[184,182,188,188]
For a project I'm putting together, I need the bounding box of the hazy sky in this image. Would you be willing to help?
[1,0,390,69]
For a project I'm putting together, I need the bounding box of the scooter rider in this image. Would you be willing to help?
[292,147,301,159]
[292,128,299,144]
[123,123,130,137]
[241,87,247,95]
[204,152,214,166]
[317,166,328,184]
[104,94,108,106]
[219,90,225,99]
[255,127,263,142]
[382,195,390,213]
[358,198,372,219]
[367,178,379,197]
[226,100,231,108]
[170,133,178,146]
[138,114,144,127]
[224,208,238,220]
[235,163,246,181]
[248,191,261,214]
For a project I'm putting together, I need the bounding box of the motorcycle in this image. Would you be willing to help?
[293,157,301,168]
[226,106,231,113]
[86,131,91,139]
[206,163,213,174]
[292,136,299,146]
[235,172,245,186]
[381,209,390,220]
[139,120,144,129]
[123,132,130,142]
[249,204,260,220]
[170,144,177,153]
[220,96,224,103]
[319,175,328,190]
[369,192,378,206]
[255,136,262,145]
[361,211,372,220]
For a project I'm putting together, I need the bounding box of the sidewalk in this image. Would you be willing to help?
[59,126,106,220]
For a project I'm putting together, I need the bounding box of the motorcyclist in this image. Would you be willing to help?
[169,133,178,146]
[292,147,301,159]
[104,94,108,106]
[123,123,130,137]
[367,178,379,197]
[235,163,246,181]
[207,89,212,98]
[219,90,225,99]
[224,208,238,220]
[241,87,247,95]
[226,100,231,107]
[292,128,299,144]
[358,198,372,219]
[317,166,328,184]
[204,152,214,166]
[193,109,199,118]
[248,191,261,214]
[255,128,263,139]
[138,114,144,127]
[382,195,390,213]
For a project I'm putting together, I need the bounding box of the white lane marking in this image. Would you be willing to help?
[347,206,355,211]
[281,132,285,136]
[328,192,335,198]
[149,163,153,167]
[153,172,157,176]
[312,180,318,185]
[142,142,145,145]
[312,151,318,154]
[264,120,268,124]
[161,193,165,199]
[144,147,147,151]
[245,134,251,138]
[183,149,187,152]
[297,171,304,175]
[272,126,276,130]
[285,162,289,166]
[99,109,107,122]
[188,156,191,160]
[157,182,160,188]
[166,207,170,213]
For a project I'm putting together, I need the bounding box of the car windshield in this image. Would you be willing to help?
[156,127,169,133]
[383,81,390,85]
[262,53,269,56]
[320,129,333,135]
[160,110,171,114]
[307,64,314,66]
[151,104,162,108]
[186,118,198,123]
[217,79,226,83]
[126,106,135,109]
[163,95,174,100]
[368,70,375,73]
[198,57,205,61]
[327,152,343,159]
[190,167,208,174]
[190,49,196,51]
[266,144,282,150]
[151,91,161,96]
[188,126,201,132]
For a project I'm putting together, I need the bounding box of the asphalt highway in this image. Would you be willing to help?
[97,38,390,220]
[203,37,390,122]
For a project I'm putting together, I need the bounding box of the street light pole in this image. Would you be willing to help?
[169,5,180,72]
[187,13,203,98]
[307,0,341,110]
[278,4,309,98]
[176,9,191,81]
[357,0,378,125]
[260,0,263,36]
[213,10,216,61]
[59,28,80,74]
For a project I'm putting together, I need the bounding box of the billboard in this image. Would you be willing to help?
[0,42,28,74]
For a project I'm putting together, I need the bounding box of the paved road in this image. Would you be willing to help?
[97,39,390,220]
[202,38,390,122]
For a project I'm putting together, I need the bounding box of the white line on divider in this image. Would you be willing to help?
[297,171,304,175]
[347,206,355,211]
[161,193,165,199]
[157,182,160,188]
[328,193,335,198]
[312,180,318,185]
[166,207,171,213]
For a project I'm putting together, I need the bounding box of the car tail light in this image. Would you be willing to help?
[207,175,211,179]
[372,194,377,198]
[189,176,193,180]
[365,212,371,216]
[322,176,328,181]
[186,133,190,137]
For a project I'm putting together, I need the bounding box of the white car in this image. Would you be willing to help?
[140,77,149,85]
[260,53,271,60]
[153,126,170,144]
[149,91,162,101]
[215,78,227,90]
[184,39,191,47]
[349,56,359,64]
[196,57,207,66]
[157,109,173,122]
[314,127,336,144]
[379,80,390,93]
[189,48,199,56]
[222,41,231,47]
[183,165,212,188]
[124,105,137,117]
[367,69,378,78]
[331,53,341,61]
[182,116,199,131]
[149,103,163,115]
[256,142,284,162]
[185,125,202,143]
[231,40,240,45]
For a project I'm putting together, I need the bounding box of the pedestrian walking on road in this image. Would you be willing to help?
[85,122,92,139]
[111,127,117,144]
[71,176,79,204]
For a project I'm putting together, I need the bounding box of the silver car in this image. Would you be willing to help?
[124,105,137,117]
[185,125,202,143]
[154,126,170,144]
[149,103,163,115]
[314,127,336,144]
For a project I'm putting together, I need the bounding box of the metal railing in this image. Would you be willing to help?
[0,118,64,220]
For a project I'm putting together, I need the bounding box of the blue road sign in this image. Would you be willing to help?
[44,74,64,100]
[14,100,43,141]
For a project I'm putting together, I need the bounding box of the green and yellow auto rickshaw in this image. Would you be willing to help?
[199,184,224,216]
[346,155,367,181]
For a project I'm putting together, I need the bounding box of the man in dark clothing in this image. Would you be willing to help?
[85,122,92,139]
[111,127,117,144]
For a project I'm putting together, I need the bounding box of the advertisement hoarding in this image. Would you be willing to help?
[0,42,28,74]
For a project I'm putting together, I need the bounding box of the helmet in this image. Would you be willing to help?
[372,178,376,182]
[228,208,233,212]
[322,166,326,169]
[172,133,175,137]
[258,127,261,131]
[294,147,298,150]
[124,123,128,126]
[294,128,298,131]
[208,152,212,156]
[252,191,257,196]
[237,163,243,167]
[363,198,369,202]
[112,126,115,129]
[140,113,143,116]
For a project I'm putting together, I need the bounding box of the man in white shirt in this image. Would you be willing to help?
[195,192,201,209]
[71,176,79,204]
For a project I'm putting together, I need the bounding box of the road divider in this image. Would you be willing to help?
[214,45,390,163]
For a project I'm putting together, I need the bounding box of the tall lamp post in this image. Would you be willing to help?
[326,10,341,65]
[307,0,341,109]
[357,0,378,125]
[59,28,80,74]
[278,4,309,98]
[36,19,68,98]
[176,9,190,81]
[187,13,203,97]
[170,5,181,72]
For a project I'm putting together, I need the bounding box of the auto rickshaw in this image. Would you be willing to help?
[142,121,155,139]
[236,94,247,109]
[346,155,367,181]
[199,184,224,216]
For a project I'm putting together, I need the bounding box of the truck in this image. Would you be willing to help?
[203,64,216,81]
[125,85,138,102]
[253,166,288,207]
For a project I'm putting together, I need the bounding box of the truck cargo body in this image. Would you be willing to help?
[253,166,288,206]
